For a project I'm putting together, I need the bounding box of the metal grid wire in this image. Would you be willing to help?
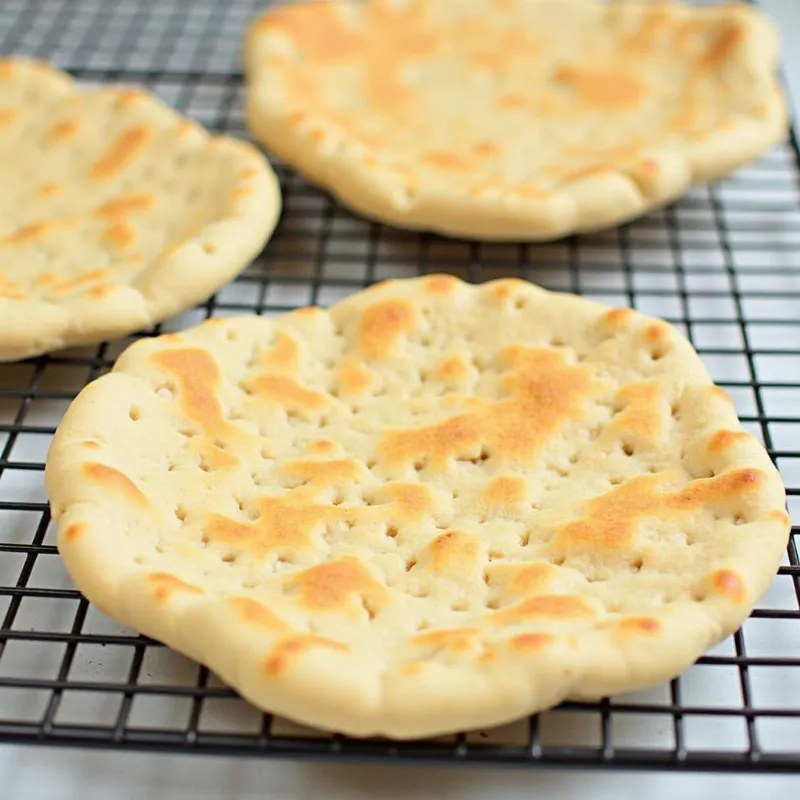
[0,0,799,772]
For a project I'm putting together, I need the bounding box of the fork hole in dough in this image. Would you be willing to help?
[202,242,217,256]
[451,600,469,612]
[156,382,175,400]
[128,406,142,421]
[174,505,187,522]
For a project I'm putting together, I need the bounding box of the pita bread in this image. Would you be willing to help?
[46,275,789,739]
[244,0,786,241]
[0,58,281,362]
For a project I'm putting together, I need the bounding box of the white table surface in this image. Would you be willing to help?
[3,0,800,796]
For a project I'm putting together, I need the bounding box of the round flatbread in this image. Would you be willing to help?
[0,58,281,361]
[46,275,789,738]
[244,0,786,241]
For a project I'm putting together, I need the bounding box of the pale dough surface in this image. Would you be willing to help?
[46,275,789,739]
[244,0,786,241]
[0,59,281,361]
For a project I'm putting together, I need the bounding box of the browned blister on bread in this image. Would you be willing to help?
[244,0,785,240]
[46,275,789,738]
[0,59,280,360]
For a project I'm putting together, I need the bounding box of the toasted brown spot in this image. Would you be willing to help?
[228,597,289,633]
[115,89,146,107]
[360,298,418,360]
[64,522,87,543]
[101,221,136,251]
[205,495,343,560]
[422,151,471,172]
[424,274,460,295]
[510,632,554,651]
[709,568,746,603]
[400,661,424,676]
[607,381,665,441]
[33,272,57,286]
[555,64,646,111]
[147,572,203,603]
[280,458,363,487]
[707,429,750,454]
[153,348,232,436]
[82,440,102,450]
[88,283,114,300]
[38,182,61,197]
[551,469,766,556]
[767,509,791,528]
[473,140,501,158]
[418,530,481,580]
[81,462,148,507]
[377,483,434,520]
[259,332,299,376]
[337,356,374,396]
[603,307,635,329]
[94,193,156,219]
[380,347,596,469]
[48,118,79,142]
[0,107,19,130]
[232,185,254,201]
[50,268,109,294]
[710,385,735,406]
[286,556,388,617]
[410,628,481,653]
[618,616,661,635]
[644,322,669,343]
[491,595,594,626]
[0,62,16,80]
[91,125,151,180]
[499,91,529,109]
[482,475,528,510]
[307,439,338,456]
[489,278,528,301]
[196,440,239,471]
[436,354,469,382]
[1,219,64,246]
[243,374,328,417]
[700,23,745,70]
[491,562,559,602]
[265,635,348,677]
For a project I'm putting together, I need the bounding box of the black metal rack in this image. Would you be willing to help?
[0,0,799,773]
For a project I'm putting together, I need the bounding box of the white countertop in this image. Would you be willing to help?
[3,0,800,796]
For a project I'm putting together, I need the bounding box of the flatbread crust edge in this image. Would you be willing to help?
[45,276,790,739]
[243,1,787,242]
[0,59,281,362]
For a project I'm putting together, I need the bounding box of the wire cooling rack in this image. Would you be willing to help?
[0,0,799,774]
